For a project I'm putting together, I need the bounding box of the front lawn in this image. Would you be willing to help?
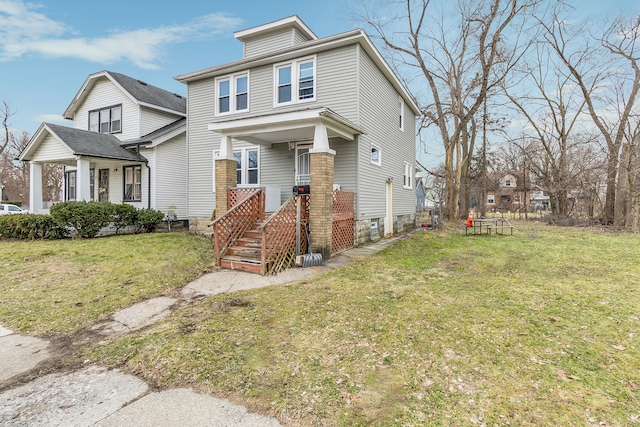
[0,233,215,336]
[84,222,640,426]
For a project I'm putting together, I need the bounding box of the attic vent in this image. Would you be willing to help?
[137,80,148,86]
[173,93,183,98]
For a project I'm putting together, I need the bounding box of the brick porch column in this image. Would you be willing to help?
[310,124,335,259]
[215,135,237,217]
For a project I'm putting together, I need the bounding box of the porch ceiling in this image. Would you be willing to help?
[207,107,365,146]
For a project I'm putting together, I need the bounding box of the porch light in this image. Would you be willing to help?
[113,168,118,173]
[288,141,295,150]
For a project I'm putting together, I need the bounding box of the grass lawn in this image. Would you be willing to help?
[0,232,216,336]
[81,221,640,426]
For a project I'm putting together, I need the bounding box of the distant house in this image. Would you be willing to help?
[176,16,419,270]
[486,171,531,213]
[19,71,187,220]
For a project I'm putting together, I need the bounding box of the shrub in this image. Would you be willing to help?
[135,208,165,233]
[111,203,139,234]
[50,201,114,238]
[0,214,67,240]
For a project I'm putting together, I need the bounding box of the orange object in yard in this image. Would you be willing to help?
[465,209,474,227]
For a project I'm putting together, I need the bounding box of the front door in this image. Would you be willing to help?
[295,142,312,185]
[98,169,109,202]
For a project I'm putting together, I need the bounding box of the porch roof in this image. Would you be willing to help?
[207,107,366,145]
[19,123,146,163]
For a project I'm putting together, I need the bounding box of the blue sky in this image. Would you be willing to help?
[1,0,359,135]
[1,0,638,167]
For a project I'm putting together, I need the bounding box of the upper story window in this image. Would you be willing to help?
[274,56,316,106]
[89,105,121,134]
[505,179,512,187]
[216,73,249,115]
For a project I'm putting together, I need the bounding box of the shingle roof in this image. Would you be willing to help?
[108,71,186,114]
[45,123,146,162]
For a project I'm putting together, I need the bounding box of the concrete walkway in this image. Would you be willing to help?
[0,233,409,426]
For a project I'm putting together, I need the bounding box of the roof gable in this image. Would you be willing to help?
[64,71,186,119]
[19,123,145,162]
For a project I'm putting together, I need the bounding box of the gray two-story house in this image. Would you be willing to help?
[177,16,419,271]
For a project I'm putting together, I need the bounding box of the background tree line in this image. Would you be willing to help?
[360,0,640,228]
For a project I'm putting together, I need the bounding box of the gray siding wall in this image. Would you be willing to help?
[152,133,187,218]
[140,107,183,136]
[243,28,295,58]
[73,78,139,140]
[186,79,216,217]
[356,45,416,220]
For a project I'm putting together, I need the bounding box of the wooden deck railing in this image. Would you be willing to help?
[210,188,264,265]
[259,195,309,275]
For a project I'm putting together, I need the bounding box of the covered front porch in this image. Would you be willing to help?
[210,108,362,272]
[19,123,148,213]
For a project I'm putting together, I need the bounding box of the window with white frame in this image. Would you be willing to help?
[65,170,76,201]
[399,96,405,131]
[487,194,495,204]
[274,57,316,105]
[403,162,413,189]
[514,194,521,203]
[213,147,259,190]
[123,165,142,202]
[216,73,249,115]
[89,105,121,134]
[371,145,381,166]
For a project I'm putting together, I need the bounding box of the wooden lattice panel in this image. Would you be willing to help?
[213,189,263,264]
[332,190,354,253]
[228,188,263,209]
[260,195,309,275]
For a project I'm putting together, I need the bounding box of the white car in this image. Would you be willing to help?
[0,204,29,215]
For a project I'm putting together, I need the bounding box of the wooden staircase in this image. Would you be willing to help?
[219,218,266,274]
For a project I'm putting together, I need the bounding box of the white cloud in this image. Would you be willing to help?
[0,0,242,68]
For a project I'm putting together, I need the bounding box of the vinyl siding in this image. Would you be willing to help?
[151,133,187,218]
[31,134,74,162]
[357,46,416,219]
[73,78,139,140]
[186,78,217,217]
[140,107,183,136]
[243,28,296,58]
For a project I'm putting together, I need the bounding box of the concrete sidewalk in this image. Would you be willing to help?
[0,233,409,426]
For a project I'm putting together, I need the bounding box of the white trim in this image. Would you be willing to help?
[215,72,250,116]
[234,15,318,41]
[273,55,317,107]
[370,144,381,166]
[399,96,405,132]
[403,162,412,189]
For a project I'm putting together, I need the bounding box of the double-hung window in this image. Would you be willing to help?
[275,56,316,106]
[403,163,413,189]
[213,147,259,190]
[65,170,76,201]
[371,145,381,166]
[89,105,121,134]
[216,73,249,115]
[123,165,142,202]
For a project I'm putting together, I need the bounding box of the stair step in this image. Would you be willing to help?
[220,257,262,274]
[236,237,262,248]
[227,246,261,259]
[245,229,262,239]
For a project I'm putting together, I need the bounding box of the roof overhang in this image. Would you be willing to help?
[207,108,365,146]
[234,15,317,42]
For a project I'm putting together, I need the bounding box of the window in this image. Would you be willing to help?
[371,145,381,166]
[371,219,380,239]
[65,170,76,201]
[514,195,521,203]
[399,96,405,131]
[123,165,142,201]
[275,57,316,105]
[90,168,95,201]
[403,162,413,189]
[213,147,260,189]
[89,105,121,134]
[487,194,495,204]
[505,179,512,187]
[216,73,249,115]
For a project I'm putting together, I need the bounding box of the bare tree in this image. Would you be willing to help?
[358,0,541,220]
[539,10,640,224]
[1,101,15,157]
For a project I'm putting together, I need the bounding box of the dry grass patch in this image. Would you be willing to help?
[83,222,640,425]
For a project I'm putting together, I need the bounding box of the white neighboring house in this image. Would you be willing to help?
[18,71,187,220]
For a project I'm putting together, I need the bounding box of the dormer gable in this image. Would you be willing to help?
[234,15,318,59]
[500,174,517,188]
